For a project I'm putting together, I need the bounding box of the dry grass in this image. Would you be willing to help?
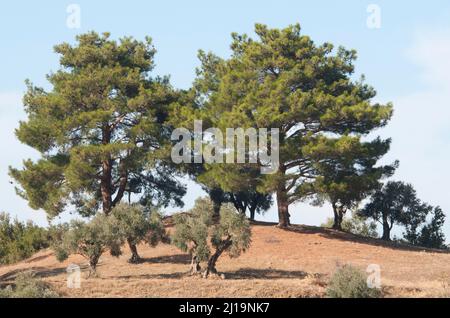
[1,222,449,298]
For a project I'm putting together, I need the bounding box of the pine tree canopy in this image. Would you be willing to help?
[187,24,394,227]
[9,32,185,218]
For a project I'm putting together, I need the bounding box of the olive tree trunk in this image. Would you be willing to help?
[128,239,141,264]
[203,239,232,278]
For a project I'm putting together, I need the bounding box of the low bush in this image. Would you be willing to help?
[326,265,382,298]
[322,213,378,238]
[0,272,59,298]
[0,212,50,265]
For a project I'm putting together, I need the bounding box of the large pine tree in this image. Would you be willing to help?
[191,24,394,227]
[10,32,185,218]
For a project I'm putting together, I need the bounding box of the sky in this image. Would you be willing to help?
[0,1,449,241]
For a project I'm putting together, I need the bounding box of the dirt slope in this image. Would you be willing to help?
[1,223,449,298]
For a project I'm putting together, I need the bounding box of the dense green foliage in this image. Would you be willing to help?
[9,32,185,218]
[311,138,396,230]
[0,213,50,265]
[185,24,394,227]
[172,198,251,277]
[4,26,447,292]
[359,181,446,244]
[404,206,447,249]
[326,265,382,298]
[0,272,59,298]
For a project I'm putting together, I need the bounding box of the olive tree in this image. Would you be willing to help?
[172,198,251,278]
[204,204,251,278]
[111,203,166,263]
[172,198,213,275]
[54,214,124,276]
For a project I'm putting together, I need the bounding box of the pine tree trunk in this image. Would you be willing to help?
[332,203,343,230]
[101,126,113,215]
[128,239,141,264]
[101,160,113,215]
[382,214,391,241]
[276,187,290,228]
[249,207,256,221]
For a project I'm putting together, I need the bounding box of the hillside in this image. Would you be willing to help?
[1,222,449,298]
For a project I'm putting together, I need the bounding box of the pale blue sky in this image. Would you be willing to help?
[1,1,449,241]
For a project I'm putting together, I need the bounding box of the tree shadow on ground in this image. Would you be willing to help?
[281,224,450,254]
[140,254,190,265]
[115,272,187,280]
[224,268,310,280]
[24,254,51,264]
[0,266,66,283]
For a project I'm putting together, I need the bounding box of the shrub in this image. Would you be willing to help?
[53,214,124,276]
[110,203,166,263]
[322,212,379,238]
[0,212,50,265]
[172,198,251,278]
[0,272,59,298]
[326,265,382,298]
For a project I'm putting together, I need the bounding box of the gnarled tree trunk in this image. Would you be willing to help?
[203,238,232,278]
[88,253,101,277]
[128,239,141,264]
[276,164,291,228]
[190,255,201,275]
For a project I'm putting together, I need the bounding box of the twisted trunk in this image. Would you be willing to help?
[128,239,141,264]
[203,238,232,278]
[88,253,101,277]
[190,255,201,275]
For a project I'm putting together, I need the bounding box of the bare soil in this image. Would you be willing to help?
[1,222,449,298]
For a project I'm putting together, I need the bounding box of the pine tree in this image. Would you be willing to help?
[360,181,430,241]
[189,24,393,227]
[9,32,185,218]
[312,137,397,230]
[404,206,446,249]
